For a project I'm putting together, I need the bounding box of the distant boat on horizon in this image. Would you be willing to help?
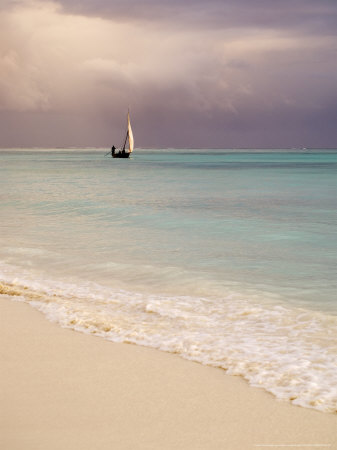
[106,111,134,159]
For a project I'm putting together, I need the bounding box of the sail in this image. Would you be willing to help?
[127,112,134,153]
[118,111,134,155]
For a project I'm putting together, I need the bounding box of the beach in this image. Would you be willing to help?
[1,149,337,448]
[1,298,336,450]
[1,0,337,443]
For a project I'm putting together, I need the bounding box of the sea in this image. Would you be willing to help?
[0,148,336,413]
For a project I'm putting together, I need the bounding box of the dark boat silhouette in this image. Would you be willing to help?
[106,111,134,159]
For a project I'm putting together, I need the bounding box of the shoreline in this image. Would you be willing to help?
[1,298,336,450]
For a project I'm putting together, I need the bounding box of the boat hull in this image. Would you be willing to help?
[113,152,130,158]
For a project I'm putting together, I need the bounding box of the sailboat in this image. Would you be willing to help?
[109,111,134,159]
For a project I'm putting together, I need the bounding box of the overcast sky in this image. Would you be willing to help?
[0,0,336,148]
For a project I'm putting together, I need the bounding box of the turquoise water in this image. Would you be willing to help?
[1,149,337,412]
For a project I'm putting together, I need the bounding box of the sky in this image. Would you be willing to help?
[0,0,336,148]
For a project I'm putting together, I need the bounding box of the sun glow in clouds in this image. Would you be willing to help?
[0,0,336,147]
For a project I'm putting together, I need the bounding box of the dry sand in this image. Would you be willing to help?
[1,298,336,450]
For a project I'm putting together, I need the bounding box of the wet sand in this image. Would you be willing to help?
[1,298,336,450]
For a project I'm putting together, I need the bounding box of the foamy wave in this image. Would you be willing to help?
[1,265,336,413]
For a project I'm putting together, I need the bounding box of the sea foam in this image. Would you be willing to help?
[1,263,336,414]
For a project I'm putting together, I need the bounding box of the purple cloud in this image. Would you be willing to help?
[0,0,336,148]
[56,0,337,35]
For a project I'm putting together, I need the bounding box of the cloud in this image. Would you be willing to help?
[0,0,336,147]
[54,0,337,36]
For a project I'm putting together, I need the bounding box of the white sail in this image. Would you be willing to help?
[127,112,134,153]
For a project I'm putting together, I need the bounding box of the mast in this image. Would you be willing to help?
[121,111,133,152]
[127,111,134,153]
[120,110,134,153]
[122,129,128,151]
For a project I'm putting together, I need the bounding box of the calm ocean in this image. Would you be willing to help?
[1,148,336,412]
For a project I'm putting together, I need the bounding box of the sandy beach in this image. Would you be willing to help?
[0,298,336,450]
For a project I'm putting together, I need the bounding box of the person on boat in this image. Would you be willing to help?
[111,145,116,156]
